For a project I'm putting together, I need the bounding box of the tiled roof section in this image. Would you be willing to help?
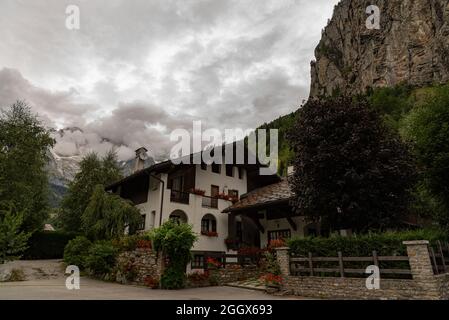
[224,178,293,212]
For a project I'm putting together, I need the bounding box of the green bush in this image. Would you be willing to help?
[112,233,151,252]
[150,220,197,289]
[23,231,78,259]
[287,229,448,257]
[85,241,118,276]
[63,236,92,269]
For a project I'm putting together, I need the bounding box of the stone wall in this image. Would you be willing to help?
[283,276,422,300]
[115,248,164,286]
[213,266,261,285]
[275,241,449,300]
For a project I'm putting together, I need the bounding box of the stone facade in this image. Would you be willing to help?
[275,241,449,300]
[310,0,449,98]
[115,248,164,286]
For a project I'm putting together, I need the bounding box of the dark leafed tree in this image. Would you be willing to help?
[0,101,55,232]
[288,97,416,233]
[59,150,122,232]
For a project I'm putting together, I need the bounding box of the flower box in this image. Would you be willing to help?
[190,188,206,196]
[201,231,218,237]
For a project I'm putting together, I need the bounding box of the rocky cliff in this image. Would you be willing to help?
[310,0,449,97]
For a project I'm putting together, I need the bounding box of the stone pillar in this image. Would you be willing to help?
[404,240,434,280]
[403,240,440,299]
[275,247,290,277]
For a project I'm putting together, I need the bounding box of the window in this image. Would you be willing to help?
[169,210,188,224]
[201,214,217,234]
[171,176,183,191]
[191,254,204,269]
[267,229,291,243]
[139,214,146,230]
[211,163,221,174]
[225,165,233,177]
[211,185,219,198]
[238,167,244,179]
[201,163,207,170]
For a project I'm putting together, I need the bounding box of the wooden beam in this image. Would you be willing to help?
[249,214,265,234]
[286,216,297,231]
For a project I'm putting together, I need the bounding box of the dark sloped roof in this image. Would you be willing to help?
[223,178,293,213]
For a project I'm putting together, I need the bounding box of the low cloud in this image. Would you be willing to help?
[0,1,338,161]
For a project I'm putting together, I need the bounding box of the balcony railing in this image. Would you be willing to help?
[202,196,218,209]
[170,190,190,204]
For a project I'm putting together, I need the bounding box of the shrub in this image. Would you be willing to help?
[260,273,283,286]
[287,229,448,257]
[262,252,281,276]
[112,234,151,252]
[63,236,92,269]
[23,231,78,259]
[143,275,159,289]
[85,241,118,276]
[149,220,197,289]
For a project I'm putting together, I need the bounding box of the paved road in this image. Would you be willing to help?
[0,277,302,300]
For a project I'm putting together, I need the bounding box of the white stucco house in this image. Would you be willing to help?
[107,146,280,270]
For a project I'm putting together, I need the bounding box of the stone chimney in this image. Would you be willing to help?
[134,147,148,173]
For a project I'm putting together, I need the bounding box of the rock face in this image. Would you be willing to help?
[310,0,449,98]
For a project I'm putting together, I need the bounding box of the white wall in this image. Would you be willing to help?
[136,164,248,254]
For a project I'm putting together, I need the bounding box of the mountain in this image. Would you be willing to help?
[46,150,81,207]
[259,0,449,171]
[310,0,449,98]
[46,128,155,207]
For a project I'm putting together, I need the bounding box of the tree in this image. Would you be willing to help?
[288,97,416,233]
[81,185,142,241]
[59,151,122,232]
[0,101,55,232]
[0,202,31,264]
[404,86,449,228]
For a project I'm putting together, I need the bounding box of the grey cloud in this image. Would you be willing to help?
[0,0,339,161]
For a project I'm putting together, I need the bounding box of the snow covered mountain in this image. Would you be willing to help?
[46,128,155,207]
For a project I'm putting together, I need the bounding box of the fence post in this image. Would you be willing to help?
[403,240,441,299]
[275,247,290,277]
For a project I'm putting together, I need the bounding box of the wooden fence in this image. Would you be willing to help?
[430,240,449,275]
[290,251,411,278]
[203,252,261,271]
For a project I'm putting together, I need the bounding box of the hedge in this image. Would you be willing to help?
[287,229,448,257]
[23,231,79,259]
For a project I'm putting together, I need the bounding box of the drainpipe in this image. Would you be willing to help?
[149,173,165,227]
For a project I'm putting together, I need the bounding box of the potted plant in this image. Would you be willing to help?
[206,257,221,269]
[216,193,230,201]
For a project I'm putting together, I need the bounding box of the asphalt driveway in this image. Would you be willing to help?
[0,277,300,300]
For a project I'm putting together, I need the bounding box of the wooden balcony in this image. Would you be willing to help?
[170,190,190,204]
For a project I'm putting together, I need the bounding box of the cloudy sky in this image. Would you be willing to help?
[0,0,338,161]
